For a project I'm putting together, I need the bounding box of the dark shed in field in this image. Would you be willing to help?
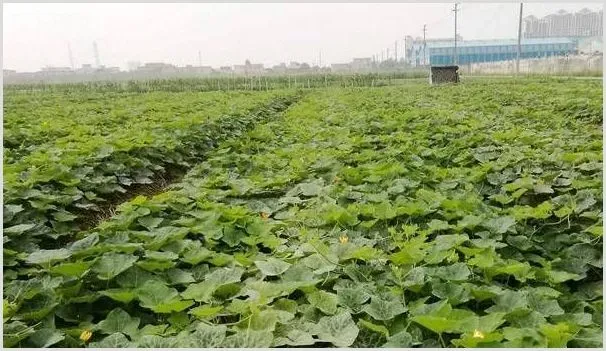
[430,65,459,84]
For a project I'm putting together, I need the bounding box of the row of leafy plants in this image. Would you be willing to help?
[4,90,293,163]
[4,90,236,162]
[3,71,429,94]
[4,90,300,255]
[4,79,602,347]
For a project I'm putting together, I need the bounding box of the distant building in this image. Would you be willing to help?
[271,63,288,74]
[127,61,142,71]
[182,65,213,74]
[77,64,95,74]
[137,62,178,74]
[405,35,463,65]
[37,66,73,76]
[351,57,372,71]
[288,61,302,70]
[41,66,72,73]
[298,62,311,70]
[234,60,264,75]
[331,63,352,72]
[405,37,577,66]
[219,66,233,73]
[248,64,264,74]
[578,36,604,54]
[524,9,603,38]
[233,65,246,74]
[102,67,121,74]
[3,69,17,76]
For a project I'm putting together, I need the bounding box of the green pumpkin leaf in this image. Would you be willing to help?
[223,330,273,348]
[205,266,244,285]
[307,290,338,315]
[89,332,132,348]
[540,322,575,347]
[52,210,78,222]
[3,321,36,347]
[25,249,72,266]
[363,296,407,321]
[484,216,516,234]
[316,311,359,347]
[136,335,178,348]
[181,281,218,303]
[383,330,414,347]
[99,289,137,303]
[27,328,65,348]
[4,223,36,235]
[255,257,291,276]
[358,318,390,337]
[138,216,164,230]
[336,287,371,312]
[431,262,471,281]
[274,328,316,346]
[95,308,140,337]
[189,305,223,319]
[92,252,138,280]
[49,261,93,277]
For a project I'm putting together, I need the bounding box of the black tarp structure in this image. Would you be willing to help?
[430,65,459,84]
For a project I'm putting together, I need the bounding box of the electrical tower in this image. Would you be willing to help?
[93,41,101,68]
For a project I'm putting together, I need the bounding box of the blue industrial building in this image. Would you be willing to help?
[405,37,577,66]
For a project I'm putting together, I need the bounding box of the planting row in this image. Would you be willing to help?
[4,90,299,253]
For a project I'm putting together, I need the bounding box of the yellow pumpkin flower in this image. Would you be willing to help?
[260,212,269,220]
[80,330,92,342]
[472,329,485,339]
[339,233,349,244]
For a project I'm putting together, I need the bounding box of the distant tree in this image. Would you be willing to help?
[300,63,311,70]
[245,59,251,66]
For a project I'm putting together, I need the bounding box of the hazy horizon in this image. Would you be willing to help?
[3,2,603,72]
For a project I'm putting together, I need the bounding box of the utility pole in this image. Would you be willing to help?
[453,3,459,65]
[423,24,427,66]
[387,48,390,61]
[319,50,322,67]
[395,41,398,62]
[516,3,523,75]
[93,41,101,68]
[198,51,202,66]
[68,43,74,70]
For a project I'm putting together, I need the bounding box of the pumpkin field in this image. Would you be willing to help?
[3,77,603,348]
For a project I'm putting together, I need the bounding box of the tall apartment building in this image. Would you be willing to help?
[523,8,603,38]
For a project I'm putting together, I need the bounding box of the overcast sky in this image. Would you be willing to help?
[3,2,603,72]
